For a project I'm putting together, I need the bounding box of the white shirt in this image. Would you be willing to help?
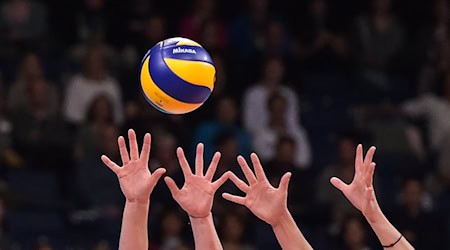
[402,94,450,149]
[243,84,300,135]
[64,74,124,124]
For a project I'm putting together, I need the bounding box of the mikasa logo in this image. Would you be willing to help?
[172,47,197,54]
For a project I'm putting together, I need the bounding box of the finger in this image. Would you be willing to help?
[150,167,166,184]
[278,172,292,192]
[195,143,204,176]
[251,153,268,182]
[355,144,363,174]
[222,193,246,205]
[365,162,376,188]
[363,146,376,166]
[228,171,250,193]
[140,133,151,164]
[164,176,180,197]
[128,129,139,161]
[118,136,130,165]
[205,152,221,181]
[212,172,229,191]
[330,177,348,192]
[237,155,257,185]
[176,147,193,179]
[101,155,121,174]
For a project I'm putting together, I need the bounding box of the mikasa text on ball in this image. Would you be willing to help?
[140,37,215,114]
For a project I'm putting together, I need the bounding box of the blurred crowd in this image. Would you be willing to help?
[0,0,449,249]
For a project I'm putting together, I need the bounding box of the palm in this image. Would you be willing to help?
[331,145,378,219]
[245,182,287,224]
[101,129,166,203]
[165,144,228,218]
[223,154,291,226]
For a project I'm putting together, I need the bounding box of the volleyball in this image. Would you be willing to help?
[139,37,216,114]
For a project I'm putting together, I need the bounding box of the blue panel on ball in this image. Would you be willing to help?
[148,50,212,104]
[162,45,214,64]
[140,42,162,64]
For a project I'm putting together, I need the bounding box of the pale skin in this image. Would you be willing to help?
[101,129,166,250]
[223,153,313,250]
[165,143,229,250]
[331,144,415,249]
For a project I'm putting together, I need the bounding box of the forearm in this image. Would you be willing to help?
[368,211,414,250]
[189,213,223,250]
[271,211,313,250]
[119,201,150,250]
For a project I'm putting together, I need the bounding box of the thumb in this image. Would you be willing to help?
[149,168,166,189]
[330,177,348,192]
[278,172,292,192]
[164,176,180,197]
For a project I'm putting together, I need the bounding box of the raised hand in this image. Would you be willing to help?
[164,143,229,218]
[101,129,166,204]
[330,144,380,222]
[222,153,292,226]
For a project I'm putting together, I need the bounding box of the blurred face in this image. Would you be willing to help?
[402,180,423,209]
[21,53,43,79]
[162,212,183,236]
[372,0,391,13]
[263,59,285,87]
[90,96,113,123]
[85,0,104,11]
[338,138,356,163]
[265,21,284,50]
[145,16,166,43]
[310,0,327,17]
[223,215,244,242]
[277,140,295,163]
[343,218,365,248]
[216,98,237,124]
[27,78,49,108]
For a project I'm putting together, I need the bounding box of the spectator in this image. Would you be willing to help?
[153,209,190,250]
[134,14,167,59]
[192,96,251,164]
[64,46,123,125]
[294,0,348,70]
[0,83,19,170]
[389,177,446,249]
[401,75,450,184]
[11,77,70,170]
[262,19,293,60]
[352,0,405,97]
[252,92,312,168]
[243,57,300,135]
[0,0,48,49]
[76,124,122,211]
[220,213,253,250]
[8,52,59,114]
[179,0,228,52]
[75,0,110,43]
[74,94,115,161]
[316,132,364,226]
[335,215,371,250]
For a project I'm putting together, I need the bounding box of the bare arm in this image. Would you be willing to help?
[101,129,166,250]
[223,153,313,250]
[330,145,414,250]
[164,144,228,250]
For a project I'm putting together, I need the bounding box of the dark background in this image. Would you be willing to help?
[0,0,449,249]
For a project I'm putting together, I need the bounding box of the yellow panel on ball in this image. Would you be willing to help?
[140,56,202,114]
[163,58,215,90]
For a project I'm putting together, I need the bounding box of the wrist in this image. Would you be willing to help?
[270,209,292,228]
[189,212,212,220]
[125,197,150,206]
